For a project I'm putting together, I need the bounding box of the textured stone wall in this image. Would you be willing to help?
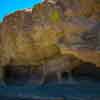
[0,0,100,83]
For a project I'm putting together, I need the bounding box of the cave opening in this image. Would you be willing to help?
[3,64,42,85]
[61,61,100,83]
[3,65,32,85]
[71,62,100,81]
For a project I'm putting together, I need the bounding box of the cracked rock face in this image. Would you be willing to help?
[57,19,100,50]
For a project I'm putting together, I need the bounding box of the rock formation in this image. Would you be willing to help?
[0,0,100,83]
[40,54,82,84]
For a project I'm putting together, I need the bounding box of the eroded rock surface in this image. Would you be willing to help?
[0,0,100,83]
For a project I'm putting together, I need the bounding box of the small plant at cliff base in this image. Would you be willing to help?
[50,10,61,23]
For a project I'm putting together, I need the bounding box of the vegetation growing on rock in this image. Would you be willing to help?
[50,10,61,23]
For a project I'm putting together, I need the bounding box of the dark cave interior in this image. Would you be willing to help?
[3,62,100,85]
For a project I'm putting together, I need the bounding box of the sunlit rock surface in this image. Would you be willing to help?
[0,0,100,82]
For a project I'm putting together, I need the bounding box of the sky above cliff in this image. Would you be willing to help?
[0,0,43,22]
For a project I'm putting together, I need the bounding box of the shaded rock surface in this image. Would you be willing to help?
[3,54,82,84]
[72,62,97,77]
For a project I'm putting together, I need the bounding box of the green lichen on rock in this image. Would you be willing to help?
[50,10,61,23]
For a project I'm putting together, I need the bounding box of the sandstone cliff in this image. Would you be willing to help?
[0,0,100,67]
